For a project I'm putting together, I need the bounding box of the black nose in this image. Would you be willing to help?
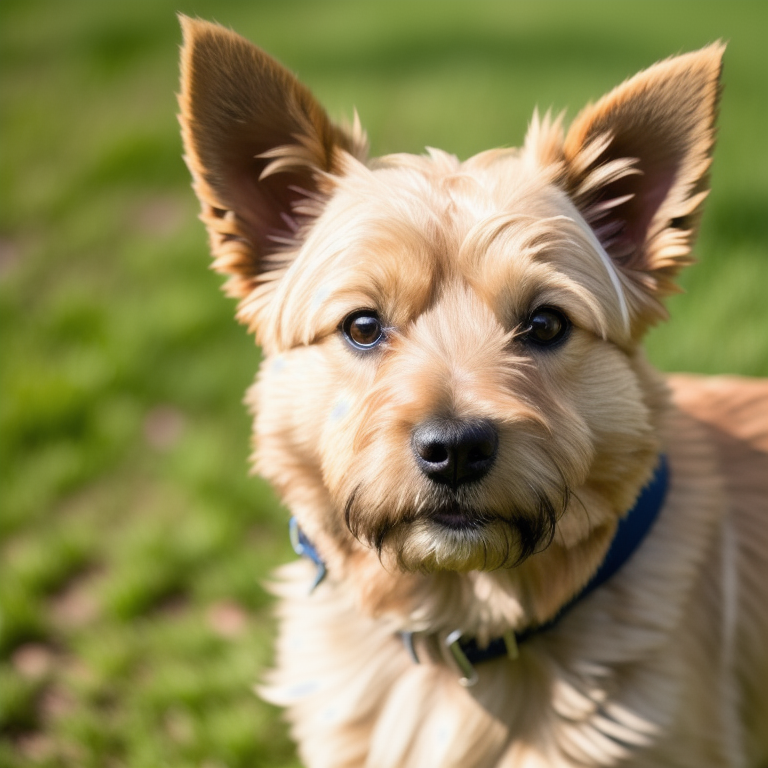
[411,419,498,488]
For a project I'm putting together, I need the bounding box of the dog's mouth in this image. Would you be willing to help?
[429,503,491,531]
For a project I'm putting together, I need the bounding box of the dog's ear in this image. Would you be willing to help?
[557,45,724,324]
[178,16,367,317]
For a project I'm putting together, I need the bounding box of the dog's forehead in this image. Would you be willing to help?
[364,147,562,233]
[270,149,626,348]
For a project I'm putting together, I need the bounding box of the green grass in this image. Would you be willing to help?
[1,1,766,766]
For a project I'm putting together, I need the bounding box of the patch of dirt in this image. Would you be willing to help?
[206,600,248,639]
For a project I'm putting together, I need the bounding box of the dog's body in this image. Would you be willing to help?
[179,18,768,767]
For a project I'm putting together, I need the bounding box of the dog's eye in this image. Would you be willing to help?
[521,307,570,347]
[341,310,384,350]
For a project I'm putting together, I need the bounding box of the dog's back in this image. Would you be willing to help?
[670,373,768,761]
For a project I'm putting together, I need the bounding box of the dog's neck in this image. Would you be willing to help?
[290,454,669,680]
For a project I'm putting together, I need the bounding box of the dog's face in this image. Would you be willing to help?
[179,19,722,580]
[255,155,647,574]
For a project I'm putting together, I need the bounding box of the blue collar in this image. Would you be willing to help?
[289,516,327,591]
[290,455,669,680]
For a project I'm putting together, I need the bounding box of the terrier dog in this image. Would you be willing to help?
[178,18,768,767]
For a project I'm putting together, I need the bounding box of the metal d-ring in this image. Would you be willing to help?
[445,630,479,687]
[502,628,519,660]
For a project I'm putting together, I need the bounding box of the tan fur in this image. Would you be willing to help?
[178,17,768,767]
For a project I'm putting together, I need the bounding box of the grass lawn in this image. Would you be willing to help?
[1,1,766,766]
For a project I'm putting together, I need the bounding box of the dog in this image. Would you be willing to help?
[178,17,768,767]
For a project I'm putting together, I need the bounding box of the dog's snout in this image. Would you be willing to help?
[411,419,498,488]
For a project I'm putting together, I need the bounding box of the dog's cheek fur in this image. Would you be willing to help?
[249,348,330,512]
[249,333,402,564]
[551,340,663,547]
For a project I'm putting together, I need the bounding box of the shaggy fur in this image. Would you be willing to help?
[178,17,768,767]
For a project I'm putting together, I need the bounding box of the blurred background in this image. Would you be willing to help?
[1,1,766,766]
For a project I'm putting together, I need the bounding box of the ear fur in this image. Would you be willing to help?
[556,44,724,325]
[178,16,368,308]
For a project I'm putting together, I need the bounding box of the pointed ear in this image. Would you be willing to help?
[561,44,724,315]
[178,16,367,304]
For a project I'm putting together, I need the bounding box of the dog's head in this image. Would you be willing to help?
[179,19,721,584]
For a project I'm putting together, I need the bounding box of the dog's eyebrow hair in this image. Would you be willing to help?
[598,248,630,330]
[583,224,631,332]
[544,215,630,332]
